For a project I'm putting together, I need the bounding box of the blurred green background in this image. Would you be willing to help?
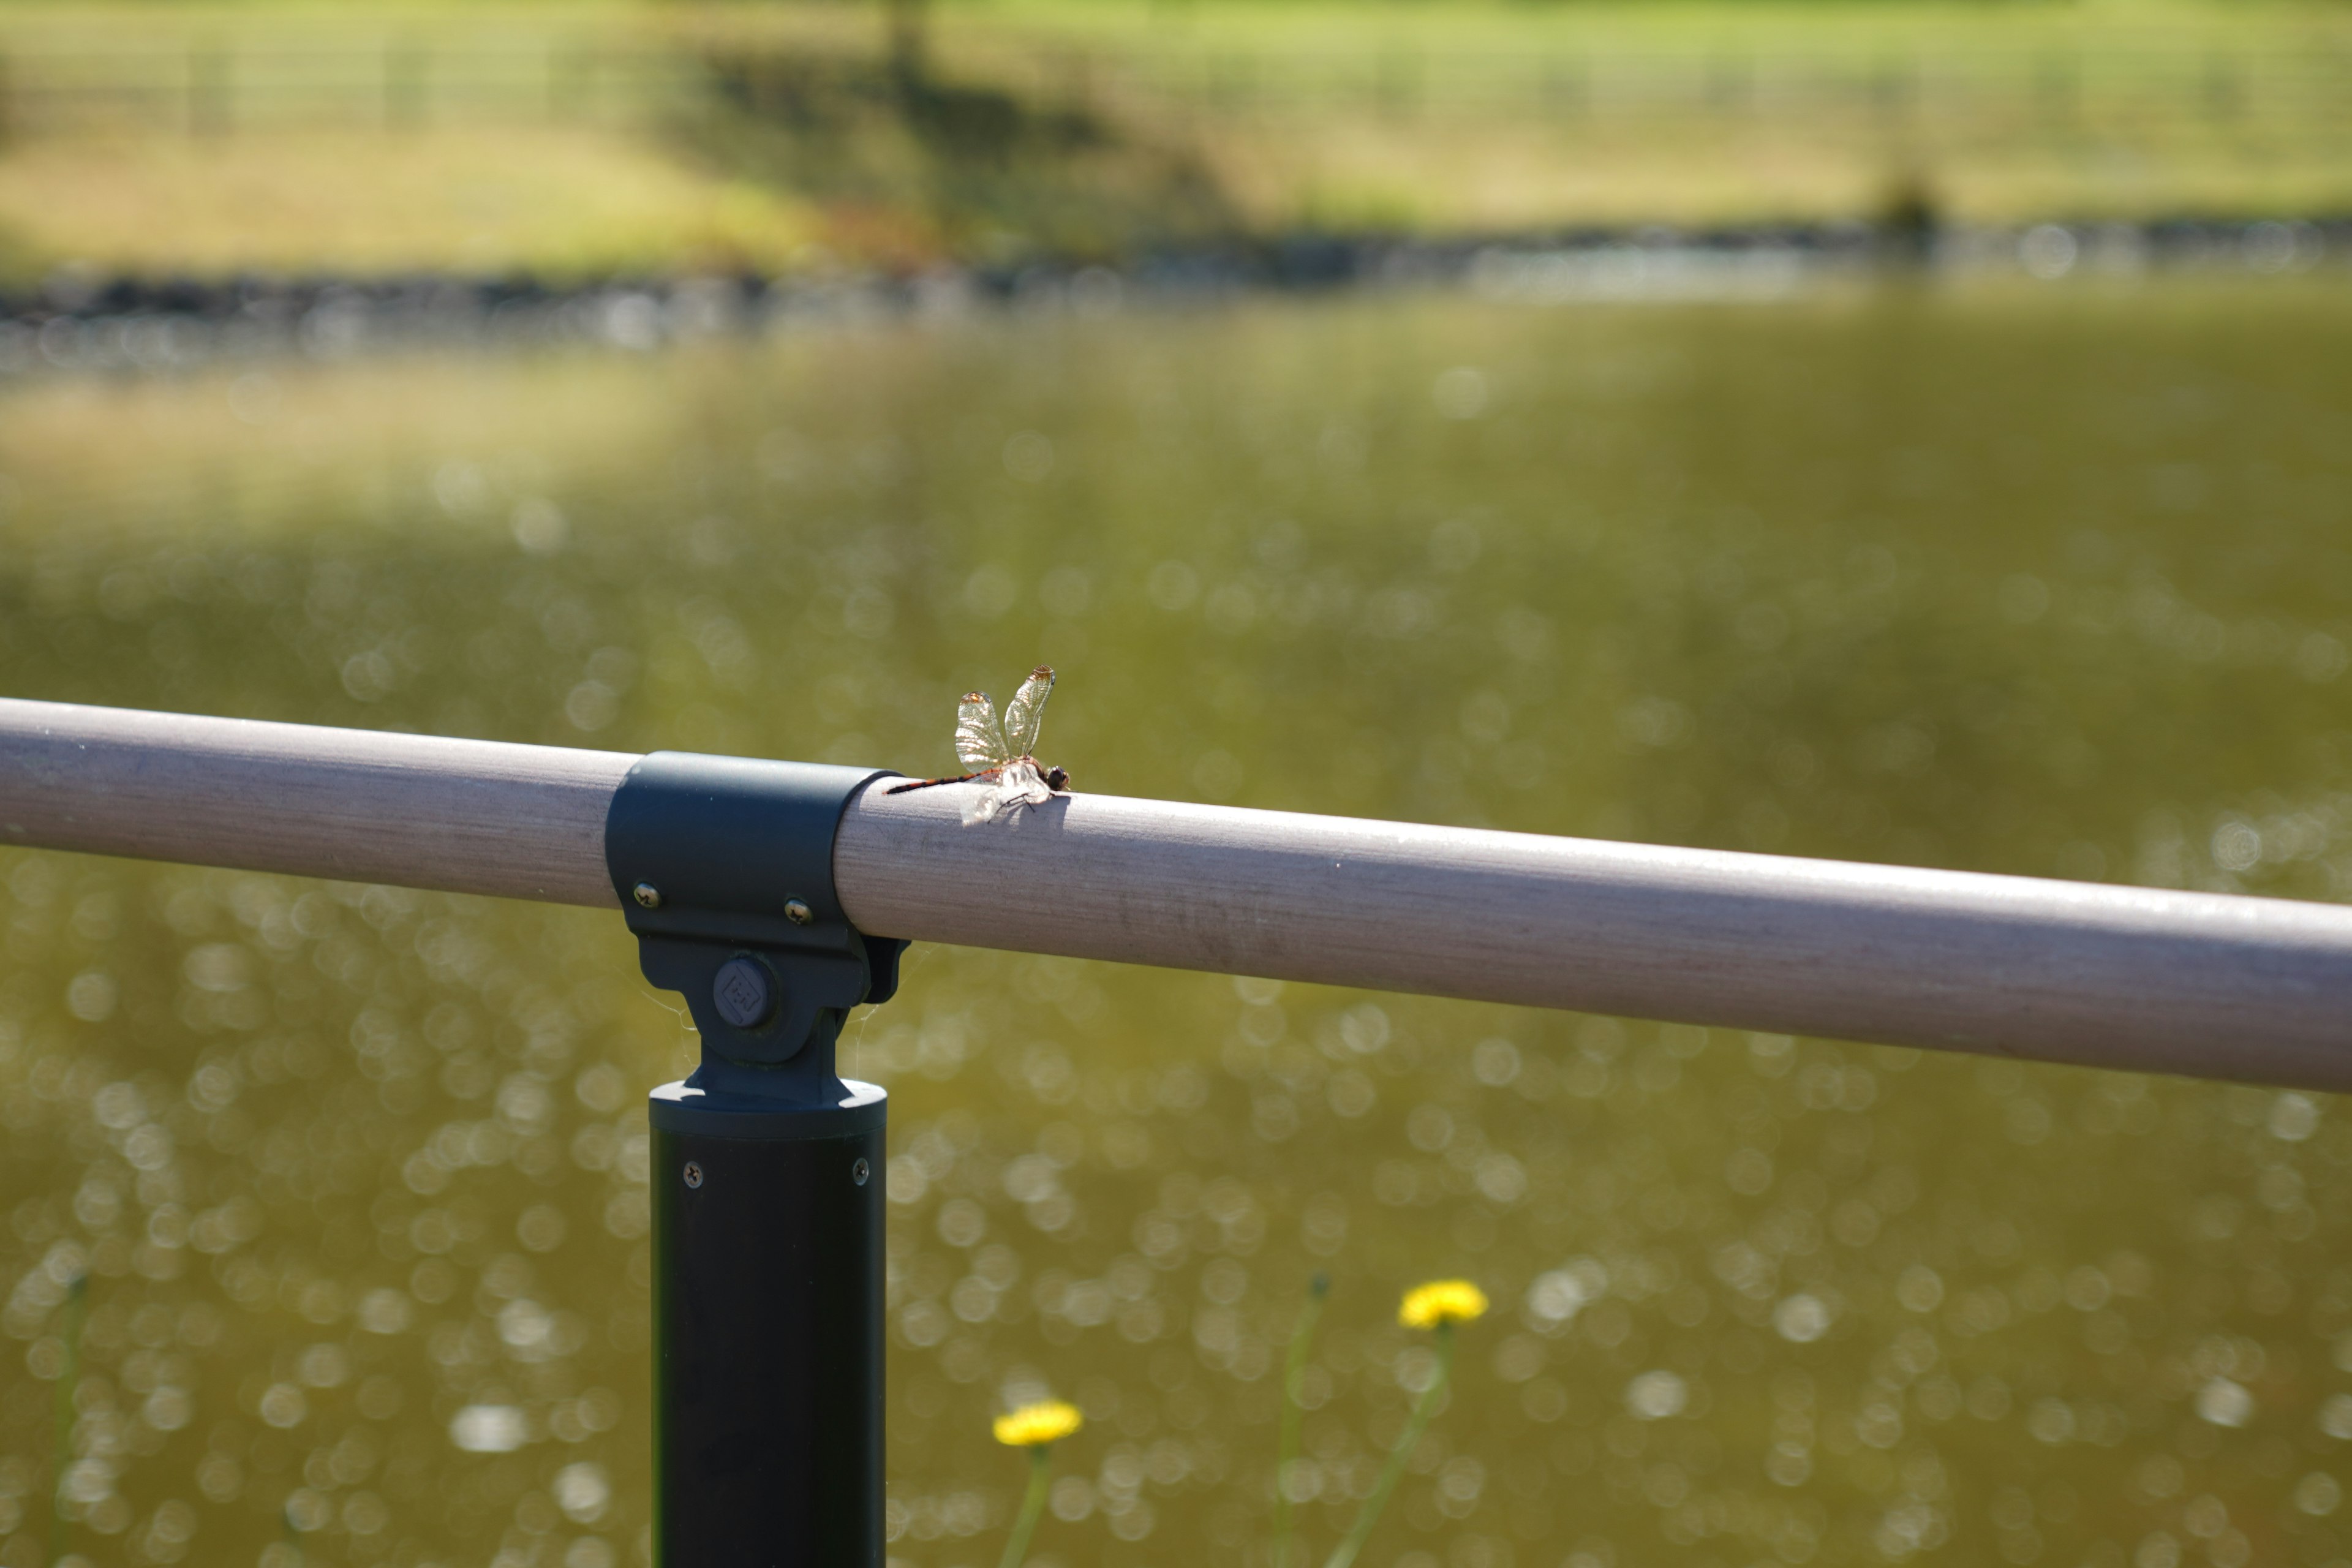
[3,6,2352,1568]
[0,1,2348,281]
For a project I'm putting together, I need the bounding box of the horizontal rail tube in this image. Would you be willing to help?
[0,698,630,907]
[5,697,2351,1089]
[838,789,2352,1089]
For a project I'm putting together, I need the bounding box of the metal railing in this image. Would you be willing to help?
[4,695,2348,1091]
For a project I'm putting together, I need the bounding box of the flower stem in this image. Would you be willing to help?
[48,1272,86,1568]
[1322,1321,1455,1568]
[997,1442,1054,1568]
[1273,1273,1330,1568]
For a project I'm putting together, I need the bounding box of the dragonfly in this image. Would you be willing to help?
[886,665,1071,823]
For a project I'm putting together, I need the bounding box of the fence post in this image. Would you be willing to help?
[1542,55,1583,119]
[2203,53,2241,123]
[574,46,600,128]
[1871,56,1913,131]
[2036,51,2078,135]
[189,45,230,137]
[1214,50,1251,113]
[385,37,428,130]
[1376,48,1419,121]
[548,40,586,125]
[1706,52,1751,114]
[604,753,904,1565]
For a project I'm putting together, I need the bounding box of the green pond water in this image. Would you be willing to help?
[1,277,2350,1568]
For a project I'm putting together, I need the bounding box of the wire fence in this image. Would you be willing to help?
[0,31,2349,149]
[1141,46,2352,134]
[0,43,701,137]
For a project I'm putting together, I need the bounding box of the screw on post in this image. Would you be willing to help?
[605,753,908,1566]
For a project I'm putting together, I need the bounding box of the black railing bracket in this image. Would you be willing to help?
[606,751,907,1113]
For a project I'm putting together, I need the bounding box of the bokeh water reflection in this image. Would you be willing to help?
[2,279,2351,1568]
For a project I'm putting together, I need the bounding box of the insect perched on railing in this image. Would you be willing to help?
[886,666,1071,823]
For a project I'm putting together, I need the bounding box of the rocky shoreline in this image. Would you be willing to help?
[1,217,2340,377]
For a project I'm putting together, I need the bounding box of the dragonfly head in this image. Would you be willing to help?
[1044,764,1070,792]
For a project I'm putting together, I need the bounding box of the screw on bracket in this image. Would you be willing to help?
[711,957,775,1029]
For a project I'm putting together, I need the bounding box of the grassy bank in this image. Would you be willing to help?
[0,1,2348,284]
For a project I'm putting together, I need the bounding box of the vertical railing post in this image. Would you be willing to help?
[649,1084,886,1562]
[604,754,908,1566]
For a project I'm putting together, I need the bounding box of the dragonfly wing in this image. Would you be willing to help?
[964,763,1048,825]
[955,692,1008,771]
[1001,666,1056,759]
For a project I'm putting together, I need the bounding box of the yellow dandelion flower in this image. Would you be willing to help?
[1398,1280,1488,1330]
[993,1400,1084,1448]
